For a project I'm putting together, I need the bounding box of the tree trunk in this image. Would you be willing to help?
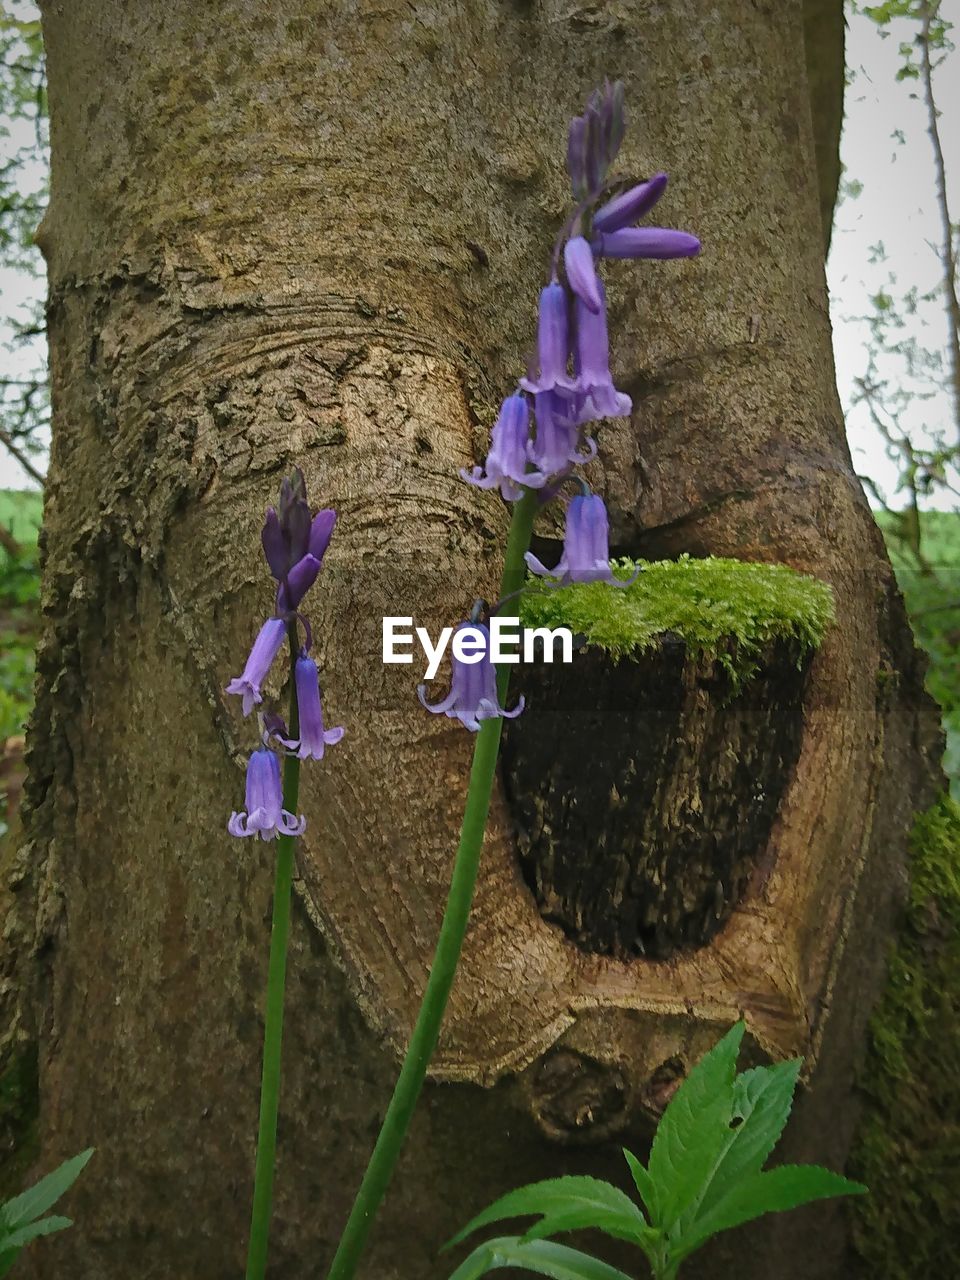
[4,1,942,1277]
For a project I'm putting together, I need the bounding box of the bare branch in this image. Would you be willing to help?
[0,424,45,486]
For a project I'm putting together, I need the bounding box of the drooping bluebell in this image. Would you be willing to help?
[226,617,287,716]
[228,747,307,841]
[418,623,524,733]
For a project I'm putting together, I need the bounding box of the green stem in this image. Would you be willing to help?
[325,489,538,1280]
[246,639,302,1280]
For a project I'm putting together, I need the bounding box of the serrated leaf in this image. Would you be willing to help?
[0,1149,94,1230]
[681,1057,802,1228]
[647,1023,744,1231]
[445,1177,643,1251]
[521,1204,653,1250]
[446,1235,635,1280]
[0,1214,73,1251]
[622,1149,658,1224]
[672,1164,867,1264]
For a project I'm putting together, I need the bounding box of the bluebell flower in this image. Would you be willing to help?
[592,173,669,233]
[261,471,336,609]
[277,552,322,611]
[563,235,603,314]
[418,623,524,732]
[525,493,636,587]
[461,394,546,501]
[519,280,577,397]
[228,747,306,841]
[572,284,632,423]
[526,391,597,484]
[273,655,345,761]
[593,228,701,260]
[226,617,287,716]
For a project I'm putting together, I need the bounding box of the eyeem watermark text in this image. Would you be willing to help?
[383,617,574,679]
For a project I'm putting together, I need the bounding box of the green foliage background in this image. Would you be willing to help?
[877,510,960,787]
[0,489,41,748]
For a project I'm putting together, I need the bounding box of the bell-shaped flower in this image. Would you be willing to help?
[593,227,700,260]
[461,394,545,501]
[277,552,323,611]
[526,391,597,484]
[525,493,636,587]
[520,280,577,397]
[418,623,524,733]
[572,285,632,423]
[593,173,669,233]
[563,236,603,314]
[272,655,345,761]
[225,617,287,716]
[228,747,306,841]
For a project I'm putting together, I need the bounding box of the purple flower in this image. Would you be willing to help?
[525,493,636,587]
[593,173,669,233]
[225,617,287,716]
[519,281,577,397]
[567,81,625,199]
[308,508,336,562]
[573,285,632,423]
[418,623,524,732]
[461,394,545,501]
[593,228,701,260]
[228,747,306,841]
[277,552,322,611]
[563,236,603,314]
[273,655,345,761]
[526,391,597,484]
[261,468,336,606]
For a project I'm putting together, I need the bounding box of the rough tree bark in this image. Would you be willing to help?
[3,1,942,1277]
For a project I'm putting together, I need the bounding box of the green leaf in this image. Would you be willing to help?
[0,1149,94,1230]
[672,1164,867,1264]
[686,1058,802,1225]
[446,1236,635,1280]
[0,1215,73,1251]
[521,1205,653,1250]
[0,1215,74,1278]
[622,1149,658,1224]
[445,1177,645,1251]
[646,1023,744,1231]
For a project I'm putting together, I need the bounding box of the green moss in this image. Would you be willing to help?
[517,555,835,680]
[851,795,960,1274]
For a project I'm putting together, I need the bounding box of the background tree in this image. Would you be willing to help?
[839,0,959,784]
[1,3,948,1279]
[0,2,47,495]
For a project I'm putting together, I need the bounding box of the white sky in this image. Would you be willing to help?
[1,4,957,502]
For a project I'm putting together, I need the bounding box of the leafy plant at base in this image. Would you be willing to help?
[444,1024,865,1280]
[0,1148,93,1274]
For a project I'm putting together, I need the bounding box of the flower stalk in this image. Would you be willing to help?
[245,630,302,1280]
[324,489,537,1280]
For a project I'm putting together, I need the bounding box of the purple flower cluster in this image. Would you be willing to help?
[226,470,344,840]
[425,82,699,732]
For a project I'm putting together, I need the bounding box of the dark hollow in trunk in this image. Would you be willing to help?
[502,638,811,959]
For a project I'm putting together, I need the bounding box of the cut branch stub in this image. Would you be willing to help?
[501,635,812,960]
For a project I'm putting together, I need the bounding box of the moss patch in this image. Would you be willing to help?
[517,555,835,680]
[850,795,960,1274]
